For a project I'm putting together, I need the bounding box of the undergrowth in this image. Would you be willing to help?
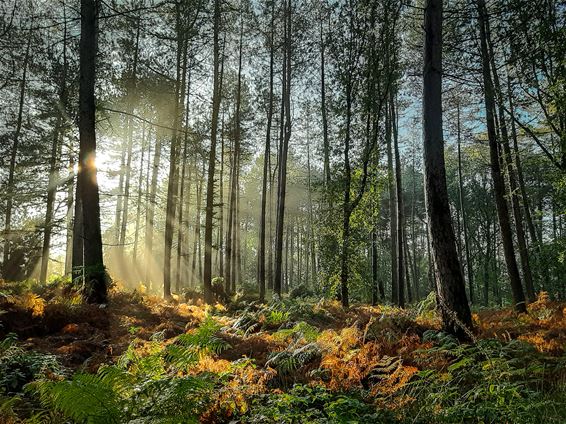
[0,286,565,423]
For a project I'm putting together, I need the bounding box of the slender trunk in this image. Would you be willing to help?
[3,28,32,277]
[386,100,398,304]
[507,81,538,246]
[320,13,330,186]
[133,124,147,262]
[404,232,413,303]
[163,18,188,299]
[456,103,474,304]
[218,113,225,277]
[40,27,68,283]
[235,184,242,292]
[65,154,75,275]
[192,164,204,285]
[118,18,141,254]
[274,0,292,297]
[490,75,536,302]
[392,97,405,307]
[258,1,275,302]
[175,129,189,293]
[203,0,222,303]
[483,216,491,306]
[371,230,379,305]
[225,134,235,293]
[145,131,162,283]
[307,138,316,290]
[477,0,526,313]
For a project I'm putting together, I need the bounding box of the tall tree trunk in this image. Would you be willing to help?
[274,0,292,298]
[218,112,225,278]
[175,127,190,292]
[423,0,472,338]
[392,97,405,307]
[133,124,147,263]
[192,163,204,285]
[78,0,106,303]
[483,217,491,306]
[3,27,32,277]
[225,134,235,293]
[507,80,538,247]
[215,37,227,276]
[386,100,398,304]
[477,0,526,313]
[371,230,379,305]
[307,137,316,290]
[119,17,141,254]
[163,10,189,299]
[176,66,192,291]
[65,154,75,275]
[258,0,275,302]
[489,69,536,302]
[456,102,474,304]
[319,11,330,186]
[145,130,162,284]
[203,0,222,303]
[40,19,68,283]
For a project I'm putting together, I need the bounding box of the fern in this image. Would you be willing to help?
[32,372,124,424]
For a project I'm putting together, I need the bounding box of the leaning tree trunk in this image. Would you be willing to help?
[423,0,472,338]
[487,43,536,302]
[477,0,526,313]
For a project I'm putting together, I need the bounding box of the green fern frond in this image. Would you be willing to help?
[31,373,124,424]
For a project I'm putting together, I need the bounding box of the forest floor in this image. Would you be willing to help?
[1,279,566,423]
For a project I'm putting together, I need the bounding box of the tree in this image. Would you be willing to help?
[273,0,292,298]
[76,0,106,304]
[423,0,472,337]
[203,0,222,303]
[476,0,526,313]
[257,0,275,303]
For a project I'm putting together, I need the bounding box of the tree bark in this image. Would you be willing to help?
[386,100,398,305]
[274,0,292,298]
[78,0,106,303]
[3,27,32,278]
[40,18,68,283]
[258,0,275,302]
[203,0,222,303]
[392,97,405,307]
[320,10,330,186]
[423,0,472,338]
[456,102,474,304]
[477,0,527,313]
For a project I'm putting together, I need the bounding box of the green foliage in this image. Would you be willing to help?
[406,331,566,423]
[264,309,290,327]
[26,318,230,423]
[266,343,322,378]
[241,384,393,423]
[272,321,320,343]
[0,334,63,394]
